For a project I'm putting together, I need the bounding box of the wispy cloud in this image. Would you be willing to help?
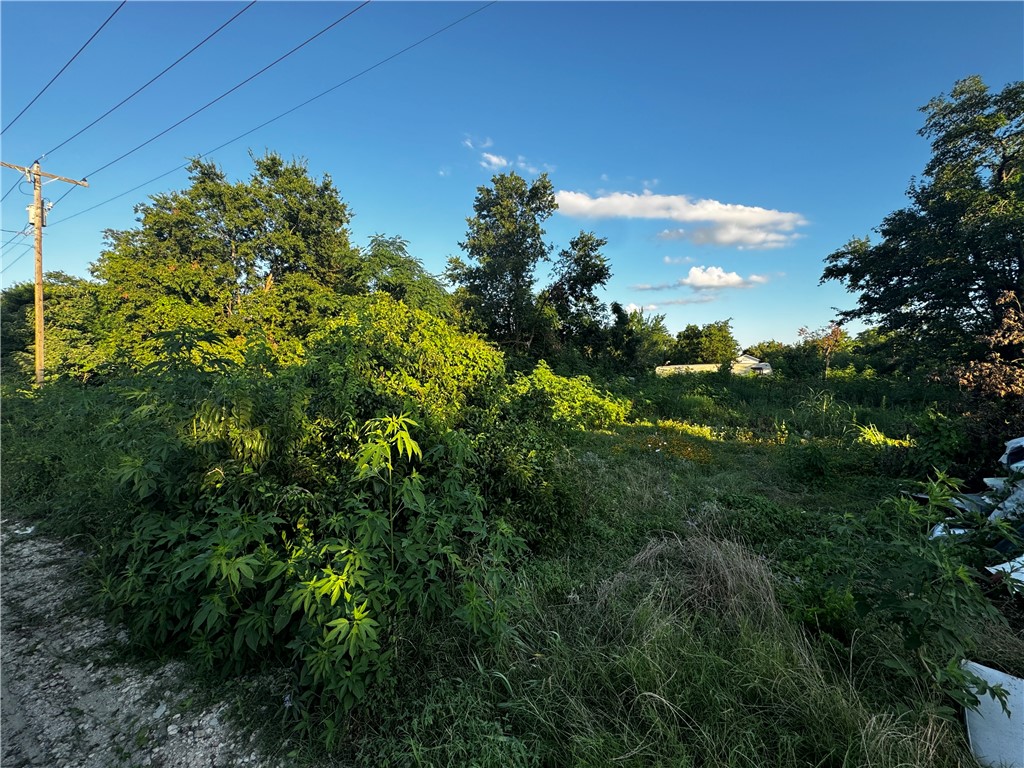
[463,135,493,150]
[663,255,694,265]
[658,294,719,306]
[633,265,769,292]
[516,155,539,174]
[480,152,510,170]
[438,166,451,177]
[556,189,807,250]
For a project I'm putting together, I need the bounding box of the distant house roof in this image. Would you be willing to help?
[656,355,772,377]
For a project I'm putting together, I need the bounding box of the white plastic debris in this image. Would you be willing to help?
[999,437,1024,474]
[962,661,1024,768]
[13,526,35,536]
[988,554,1024,583]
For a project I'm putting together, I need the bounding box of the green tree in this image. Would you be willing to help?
[542,232,612,338]
[670,319,739,365]
[606,302,674,373]
[822,76,1024,366]
[447,172,557,352]
[358,234,454,319]
[1,272,103,380]
[90,152,360,366]
[745,339,786,365]
[798,322,850,379]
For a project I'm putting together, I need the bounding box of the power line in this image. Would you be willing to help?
[42,1,258,159]
[2,233,29,250]
[1,174,32,203]
[1,245,33,274]
[81,1,372,180]
[48,2,495,228]
[2,1,128,135]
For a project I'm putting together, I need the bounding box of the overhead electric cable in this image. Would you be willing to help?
[1,246,33,274]
[81,1,371,180]
[1,178,21,202]
[42,1,258,158]
[48,2,495,228]
[1,232,28,250]
[2,1,128,135]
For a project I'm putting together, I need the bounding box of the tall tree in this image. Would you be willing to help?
[447,172,557,351]
[542,232,612,339]
[607,302,674,373]
[821,76,1024,366]
[90,152,359,366]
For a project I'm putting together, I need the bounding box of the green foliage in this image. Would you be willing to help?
[89,152,360,370]
[0,272,106,380]
[844,475,1018,712]
[604,302,674,374]
[509,360,631,433]
[670,319,740,365]
[307,294,505,431]
[358,234,455,320]
[907,408,970,478]
[446,172,614,363]
[447,172,557,352]
[822,76,1024,367]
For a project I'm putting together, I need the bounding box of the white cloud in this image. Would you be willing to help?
[438,166,451,177]
[480,152,510,170]
[600,173,609,182]
[633,265,770,292]
[680,265,750,289]
[625,302,659,313]
[663,255,694,265]
[516,155,540,174]
[556,190,807,250]
[463,135,493,151]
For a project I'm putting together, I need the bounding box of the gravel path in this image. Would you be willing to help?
[0,519,284,768]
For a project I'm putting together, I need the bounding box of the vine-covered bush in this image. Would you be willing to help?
[307,294,506,430]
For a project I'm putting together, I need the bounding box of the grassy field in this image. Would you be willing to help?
[3,365,1021,767]
[338,373,1023,766]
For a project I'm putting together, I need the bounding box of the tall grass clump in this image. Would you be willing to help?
[492,533,976,767]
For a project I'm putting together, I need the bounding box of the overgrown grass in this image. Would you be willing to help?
[4,359,1020,767]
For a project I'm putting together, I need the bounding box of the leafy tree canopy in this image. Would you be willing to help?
[822,76,1024,366]
[447,172,612,358]
[670,319,739,365]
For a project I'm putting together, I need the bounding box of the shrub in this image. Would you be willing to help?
[306,294,506,431]
[507,360,630,432]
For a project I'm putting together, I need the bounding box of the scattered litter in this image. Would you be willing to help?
[962,661,1024,768]
[13,526,35,536]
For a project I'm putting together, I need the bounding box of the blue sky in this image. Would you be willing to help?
[2,1,1021,347]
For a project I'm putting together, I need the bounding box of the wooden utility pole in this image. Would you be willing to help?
[1,160,87,385]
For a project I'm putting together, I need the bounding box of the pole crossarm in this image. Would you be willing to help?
[1,160,89,187]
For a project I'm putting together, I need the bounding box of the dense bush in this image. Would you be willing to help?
[1,297,643,744]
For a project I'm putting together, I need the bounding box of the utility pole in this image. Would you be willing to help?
[1,160,87,385]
